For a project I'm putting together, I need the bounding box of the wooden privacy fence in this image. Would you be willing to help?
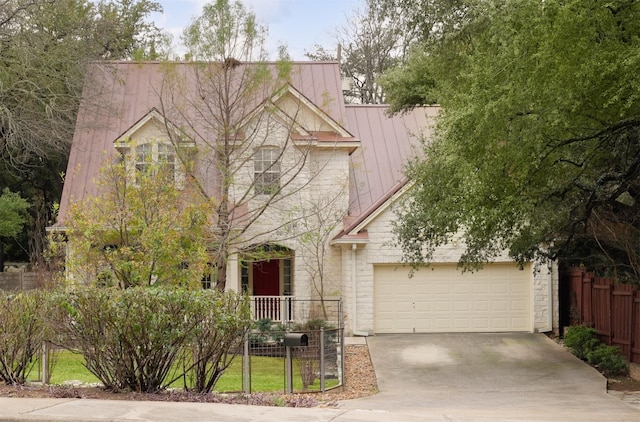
[0,272,39,290]
[565,267,640,364]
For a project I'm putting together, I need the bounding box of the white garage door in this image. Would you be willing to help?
[374,263,531,333]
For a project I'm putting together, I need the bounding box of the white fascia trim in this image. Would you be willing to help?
[329,237,369,246]
[348,181,414,235]
[271,85,353,138]
[115,109,194,148]
[292,140,360,150]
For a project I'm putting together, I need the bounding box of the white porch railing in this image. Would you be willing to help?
[249,296,295,323]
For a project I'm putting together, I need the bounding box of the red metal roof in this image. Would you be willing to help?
[346,105,438,219]
[58,61,349,224]
[57,61,438,237]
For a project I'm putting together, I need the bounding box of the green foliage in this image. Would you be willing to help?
[50,287,193,392]
[176,290,252,393]
[0,189,29,238]
[387,0,640,269]
[586,344,629,377]
[182,0,267,61]
[0,290,49,384]
[564,326,600,360]
[250,319,285,347]
[0,0,167,265]
[50,287,252,393]
[66,158,210,289]
[564,325,629,376]
[380,48,437,113]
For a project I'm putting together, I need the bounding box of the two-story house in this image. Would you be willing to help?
[55,61,559,336]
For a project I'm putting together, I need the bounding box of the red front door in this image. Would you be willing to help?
[252,260,280,296]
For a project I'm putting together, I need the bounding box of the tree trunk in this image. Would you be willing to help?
[0,240,4,272]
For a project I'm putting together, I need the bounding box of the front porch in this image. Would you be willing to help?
[248,295,342,327]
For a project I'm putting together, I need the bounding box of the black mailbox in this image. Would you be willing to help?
[284,333,308,347]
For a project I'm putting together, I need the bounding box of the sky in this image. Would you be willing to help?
[152,0,363,60]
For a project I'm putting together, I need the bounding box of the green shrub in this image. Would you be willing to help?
[177,290,252,393]
[564,326,599,360]
[586,344,628,377]
[0,290,50,384]
[50,287,252,393]
[50,287,197,392]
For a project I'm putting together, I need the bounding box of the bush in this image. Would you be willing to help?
[586,344,629,377]
[564,326,600,360]
[250,318,285,348]
[564,325,629,377]
[0,290,49,384]
[49,286,253,393]
[51,287,198,392]
[177,290,252,393]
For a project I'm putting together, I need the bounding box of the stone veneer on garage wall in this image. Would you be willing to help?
[340,203,559,336]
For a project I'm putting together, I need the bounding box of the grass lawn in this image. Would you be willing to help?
[32,350,338,393]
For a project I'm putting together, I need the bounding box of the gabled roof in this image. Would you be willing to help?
[332,105,438,242]
[56,59,437,238]
[243,83,358,151]
[114,108,195,150]
[57,61,349,225]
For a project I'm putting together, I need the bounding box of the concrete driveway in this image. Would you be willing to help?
[340,333,640,421]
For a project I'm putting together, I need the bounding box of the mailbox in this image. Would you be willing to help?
[284,332,308,347]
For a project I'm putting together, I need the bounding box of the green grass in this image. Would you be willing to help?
[31,350,338,393]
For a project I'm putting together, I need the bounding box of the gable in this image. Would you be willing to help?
[241,84,358,152]
[114,108,194,150]
[56,61,351,226]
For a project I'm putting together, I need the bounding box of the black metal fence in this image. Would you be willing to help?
[240,297,344,393]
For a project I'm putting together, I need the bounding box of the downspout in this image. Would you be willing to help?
[351,243,368,336]
[547,263,554,333]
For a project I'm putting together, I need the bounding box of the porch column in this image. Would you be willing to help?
[226,253,239,292]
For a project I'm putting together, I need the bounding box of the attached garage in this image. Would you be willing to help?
[374,263,531,333]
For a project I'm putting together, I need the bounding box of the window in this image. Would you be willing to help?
[283,258,292,296]
[135,143,153,174]
[135,142,175,182]
[241,263,249,294]
[202,263,217,289]
[254,147,281,195]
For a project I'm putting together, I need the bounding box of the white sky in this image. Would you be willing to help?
[152,0,363,60]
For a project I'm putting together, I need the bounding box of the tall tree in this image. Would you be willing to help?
[306,0,469,104]
[306,0,409,104]
[386,0,640,278]
[0,0,166,266]
[160,0,349,290]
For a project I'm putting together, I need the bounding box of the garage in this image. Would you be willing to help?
[374,263,531,333]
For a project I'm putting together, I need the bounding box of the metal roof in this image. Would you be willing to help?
[346,105,438,218]
[57,61,437,235]
[58,61,349,224]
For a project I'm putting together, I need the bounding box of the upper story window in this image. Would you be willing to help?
[254,147,281,195]
[135,142,176,182]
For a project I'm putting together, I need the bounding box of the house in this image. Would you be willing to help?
[55,61,558,336]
